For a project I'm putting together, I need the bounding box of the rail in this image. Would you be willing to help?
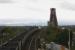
[0,28,39,50]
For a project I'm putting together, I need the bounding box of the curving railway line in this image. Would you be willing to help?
[0,28,41,50]
[22,29,41,50]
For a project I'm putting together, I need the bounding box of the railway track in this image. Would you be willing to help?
[28,35,39,50]
[22,29,41,50]
[0,28,41,50]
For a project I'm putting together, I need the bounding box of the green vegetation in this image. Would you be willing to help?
[0,26,27,45]
[54,29,69,47]
[45,26,60,43]
[45,26,73,48]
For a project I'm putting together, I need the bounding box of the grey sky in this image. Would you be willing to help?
[0,0,13,3]
[0,0,75,26]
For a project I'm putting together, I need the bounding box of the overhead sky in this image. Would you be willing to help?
[0,0,75,26]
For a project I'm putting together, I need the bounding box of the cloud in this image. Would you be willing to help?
[25,6,46,13]
[0,0,13,3]
[0,18,47,26]
[27,0,38,2]
[60,1,75,11]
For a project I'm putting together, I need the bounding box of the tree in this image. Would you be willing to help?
[54,29,73,48]
[45,26,60,43]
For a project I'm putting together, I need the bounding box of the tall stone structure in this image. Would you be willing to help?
[48,8,58,27]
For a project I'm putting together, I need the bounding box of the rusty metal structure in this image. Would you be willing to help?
[48,8,58,27]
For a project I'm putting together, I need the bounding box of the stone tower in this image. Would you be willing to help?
[48,8,58,27]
